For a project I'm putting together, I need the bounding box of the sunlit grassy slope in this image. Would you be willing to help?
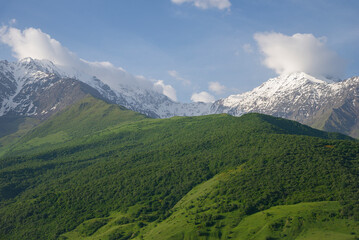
[0,116,40,157]
[62,170,359,240]
[141,172,359,240]
[0,95,146,156]
[0,96,358,240]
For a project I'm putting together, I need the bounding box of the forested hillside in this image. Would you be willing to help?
[0,97,358,240]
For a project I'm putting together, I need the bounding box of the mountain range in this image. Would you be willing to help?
[0,58,358,239]
[0,58,210,119]
[0,58,358,138]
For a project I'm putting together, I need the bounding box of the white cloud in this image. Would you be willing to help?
[254,32,345,79]
[0,26,76,66]
[154,80,177,101]
[209,81,226,94]
[0,26,161,92]
[171,0,231,10]
[191,91,215,103]
[168,70,191,85]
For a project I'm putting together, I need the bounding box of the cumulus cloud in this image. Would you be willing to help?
[0,26,180,97]
[209,81,226,95]
[254,32,345,79]
[0,26,77,66]
[168,70,191,85]
[191,91,215,103]
[154,80,177,101]
[171,0,231,10]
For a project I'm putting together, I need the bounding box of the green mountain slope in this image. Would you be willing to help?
[143,185,358,239]
[0,115,40,154]
[0,78,116,156]
[140,162,359,240]
[0,97,358,240]
[0,95,146,156]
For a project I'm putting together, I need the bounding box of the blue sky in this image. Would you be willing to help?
[0,0,358,102]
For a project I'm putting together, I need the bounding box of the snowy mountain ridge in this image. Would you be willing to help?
[211,72,358,117]
[0,58,211,119]
[0,58,358,137]
[210,72,359,137]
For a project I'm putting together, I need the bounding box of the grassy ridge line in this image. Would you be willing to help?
[140,157,359,240]
[234,201,359,240]
[3,95,353,159]
[0,95,146,157]
[61,169,359,240]
[141,168,241,239]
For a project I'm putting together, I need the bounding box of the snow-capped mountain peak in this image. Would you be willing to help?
[214,72,328,110]
[1,58,358,137]
[210,71,359,137]
[0,58,211,119]
[16,57,62,76]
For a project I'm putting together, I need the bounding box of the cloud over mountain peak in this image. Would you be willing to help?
[254,32,345,80]
[0,26,177,100]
